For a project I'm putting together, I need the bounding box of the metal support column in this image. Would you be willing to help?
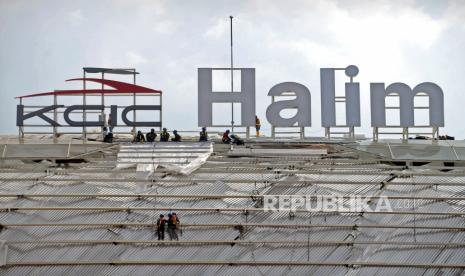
[101,72,105,133]
[229,16,235,133]
[82,71,87,141]
[53,95,57,143]
[271,96,275,138]
[18,98,24,139]
[160,93,163,131]
[132,70,136,135]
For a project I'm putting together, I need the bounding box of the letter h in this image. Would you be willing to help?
[198,68,255,127]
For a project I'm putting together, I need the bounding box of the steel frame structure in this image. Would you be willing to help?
[4,260,465,269]
[373,94,439,141]
[17,67,162,141]
[0,140,464,273]
[1,206,463,216]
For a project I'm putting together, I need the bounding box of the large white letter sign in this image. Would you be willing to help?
[320,65,360,127]
[198,68,255,127]
[266,82,311,127]
[370,82,444,127]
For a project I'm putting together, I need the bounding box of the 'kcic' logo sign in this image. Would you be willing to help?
[16,72,162,128]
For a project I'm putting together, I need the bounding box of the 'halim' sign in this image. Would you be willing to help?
[198,65,444,128]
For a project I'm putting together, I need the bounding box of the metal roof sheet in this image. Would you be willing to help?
[0,140,464,275]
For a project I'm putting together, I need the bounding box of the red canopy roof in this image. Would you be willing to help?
[16,78,162,99]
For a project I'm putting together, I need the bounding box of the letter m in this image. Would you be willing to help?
[198,68,255,127]
[370,82,444,127]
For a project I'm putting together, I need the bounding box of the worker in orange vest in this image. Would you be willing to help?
[255,115,261,137]
[167,212,180,240]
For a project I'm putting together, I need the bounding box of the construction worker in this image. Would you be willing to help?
[102,126,108,139]
[255,115,261,137]
[146,128,157,142]
[131,129,136,142]
[103,127,113,143]
[172,212,181,238]
[171,130,181,142]
[160,128,170,142]
[133,130,146,143]
[231,134,244,145]
[107,117,114,132]
[222,130,231,144]
[199,127,208,142]
[156,214,166,240]
[167,213,180,240]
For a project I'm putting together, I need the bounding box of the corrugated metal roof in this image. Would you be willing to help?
[0,140,464,275]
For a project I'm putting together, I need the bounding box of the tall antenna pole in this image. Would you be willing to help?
[230,15,234,132]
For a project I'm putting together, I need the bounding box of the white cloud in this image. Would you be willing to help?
[444,0,465,29]
[1,0,465,137]
[69,9,84,22]
[269,1,447,81]
[153,20,176,34]
[204,18,229,38]
[125,51,148,65]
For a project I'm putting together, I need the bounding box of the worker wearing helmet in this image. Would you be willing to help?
[160,128,170,142]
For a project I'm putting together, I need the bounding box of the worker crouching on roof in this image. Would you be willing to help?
[222,130,231,144]
[156,214,166,240]
[103,127,113,143]
[133,130,146,143]
[199,127,208,142]
[171,130,181,142]
[167,213,180,240]
[160,128,170,142]
[231,134,244,145]
[146,128,157,142]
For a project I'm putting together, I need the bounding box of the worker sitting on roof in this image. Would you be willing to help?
[231,134,244,146]
[103,126,108,138]
[171,130,181,142]
[160,128,170,142]
[156,214,166,240]
[222,130,231,144]
[146,128,157,142]
[102,127,113,143]
[133,130,146,143]
[199,127,208,142]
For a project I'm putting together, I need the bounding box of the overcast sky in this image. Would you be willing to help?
[1,0,465,138]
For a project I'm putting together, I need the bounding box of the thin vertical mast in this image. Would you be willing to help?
[230,15,234,132]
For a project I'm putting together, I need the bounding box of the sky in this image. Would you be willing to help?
[1,0,465,138]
